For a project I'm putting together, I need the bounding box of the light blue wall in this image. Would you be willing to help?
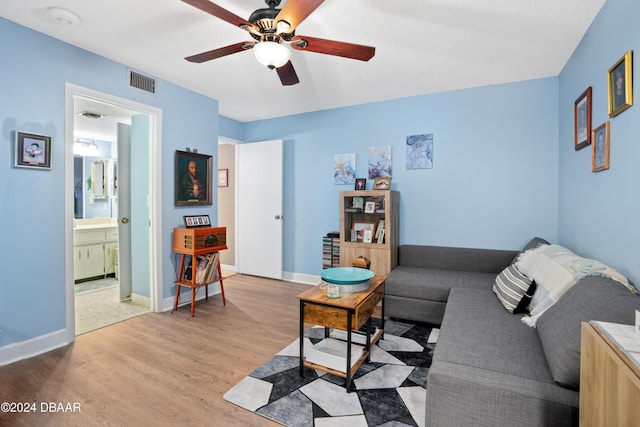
[244,78,560,275]
[0,18,218,348]
[558,0,640,285]
[219,115,244,141]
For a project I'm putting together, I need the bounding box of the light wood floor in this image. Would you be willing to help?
[0,274,313,427]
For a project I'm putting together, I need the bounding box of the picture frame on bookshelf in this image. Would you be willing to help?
[354,178,366,190]
[352,196,364,209]
[376,228,385,244]
[363,229,373,243]
[184,215,211,228]
[373,176,391,190]
[364,201,376,213]
[352,221,376,242]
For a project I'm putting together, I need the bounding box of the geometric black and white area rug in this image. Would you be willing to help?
[224,319,438,427]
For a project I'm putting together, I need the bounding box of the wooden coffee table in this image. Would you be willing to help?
[297,275,386,392]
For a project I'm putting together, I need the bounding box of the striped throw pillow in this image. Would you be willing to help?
[493,265,536,314]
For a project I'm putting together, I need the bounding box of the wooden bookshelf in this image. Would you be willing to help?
[339,190,399,275]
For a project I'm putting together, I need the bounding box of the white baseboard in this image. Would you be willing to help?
[283,271,321,286]
[131,293,150,308]
[220,264,237,272]
[0,329,70,366]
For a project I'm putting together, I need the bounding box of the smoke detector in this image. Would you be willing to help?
[47,7,81,26]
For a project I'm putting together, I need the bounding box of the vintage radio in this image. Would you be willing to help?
[173,226,227,254]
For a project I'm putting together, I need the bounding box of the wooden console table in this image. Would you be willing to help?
[580,321,640,426]
[297,275,386,392]
[172,227,227,317]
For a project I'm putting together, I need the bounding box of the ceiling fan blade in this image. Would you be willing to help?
[291,36,375,61]
[185,42,254,63]
[181,0,258,31]
[276,0,325,33]
[276,61,300,86]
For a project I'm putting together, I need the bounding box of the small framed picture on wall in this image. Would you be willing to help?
[574,87,592,150]
[218,168,228,187]
[592,121,610,172]
[14,131,52,170]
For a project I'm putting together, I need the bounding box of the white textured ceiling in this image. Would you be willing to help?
[1,0,605,122]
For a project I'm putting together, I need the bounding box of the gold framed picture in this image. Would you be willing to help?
[373,176,391,189]
[608,50,633,117]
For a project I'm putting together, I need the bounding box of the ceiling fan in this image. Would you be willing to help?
[181,0,376,86]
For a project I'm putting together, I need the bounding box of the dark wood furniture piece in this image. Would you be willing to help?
[297,275,386,392]
[172,227,227,317]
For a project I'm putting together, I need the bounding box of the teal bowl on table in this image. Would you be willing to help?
[321,267,374,293]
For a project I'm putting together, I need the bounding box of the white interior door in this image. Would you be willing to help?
[117,123,132,300]
[238,140,283,279]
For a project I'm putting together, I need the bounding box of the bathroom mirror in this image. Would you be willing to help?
[91,160,107,199]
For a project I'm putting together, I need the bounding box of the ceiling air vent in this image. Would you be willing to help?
[128,68,156,94]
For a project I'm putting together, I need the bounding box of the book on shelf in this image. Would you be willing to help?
[375,219,385,237]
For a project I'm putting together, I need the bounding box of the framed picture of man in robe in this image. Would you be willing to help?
[175,150,212,206]
[608,50,633,117]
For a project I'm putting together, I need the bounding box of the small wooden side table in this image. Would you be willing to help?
[172,227,227,317]
[297,275,386,392]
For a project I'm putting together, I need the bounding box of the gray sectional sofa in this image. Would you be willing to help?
[385,239,640,426]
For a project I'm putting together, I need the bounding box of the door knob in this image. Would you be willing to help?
[274,215,282,220]
[121,218,130,224]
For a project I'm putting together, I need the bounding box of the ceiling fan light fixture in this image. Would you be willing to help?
[276,20,291,34]
[253,41,290,69]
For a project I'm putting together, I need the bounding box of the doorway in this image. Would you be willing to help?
[65,84,163,339]
[217,137,239,274]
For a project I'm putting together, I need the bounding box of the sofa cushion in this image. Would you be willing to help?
[537,276,640,390]
[493,265,536,313]
[397,245,517,272]
[434,288,554,382]
[385,266,497,302]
